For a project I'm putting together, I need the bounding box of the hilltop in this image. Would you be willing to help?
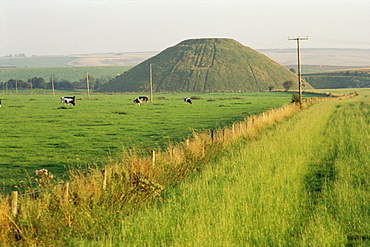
[97,38,307,93]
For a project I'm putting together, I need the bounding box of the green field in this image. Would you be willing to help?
[0,89,367,246]
[1,91,313,190]
[0,66,131,84]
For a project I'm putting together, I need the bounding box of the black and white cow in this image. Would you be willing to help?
[133,98,141,105]
[0,99,2,108]
[138,96,149,102]
[183,97,192,104]
[61,96,76,106]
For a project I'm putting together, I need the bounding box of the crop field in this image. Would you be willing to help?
[0,91,314,190]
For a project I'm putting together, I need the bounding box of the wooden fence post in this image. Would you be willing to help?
[11,191,18,217]
[152,150,156,167]
[102,168,107,191]
[62,182,69,205]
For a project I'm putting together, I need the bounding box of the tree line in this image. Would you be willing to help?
[0,75,111,91]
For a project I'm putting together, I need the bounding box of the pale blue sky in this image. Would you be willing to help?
[1,0,369,56]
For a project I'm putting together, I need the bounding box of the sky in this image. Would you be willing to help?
[1,0,369,56]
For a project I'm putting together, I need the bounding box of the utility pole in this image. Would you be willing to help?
[289,36,308,104]
[86,71,91,100]
[149,63,153,103]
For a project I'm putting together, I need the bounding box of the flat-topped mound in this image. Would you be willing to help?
[98,38,309,92]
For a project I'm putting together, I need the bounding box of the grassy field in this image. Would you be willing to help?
[0,89,365,246]
[78,89,369,246]
[0,91,310,190]
[0,66,131,84]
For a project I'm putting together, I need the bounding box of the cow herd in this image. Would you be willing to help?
[133,96,193,105]
[0,96,194,108]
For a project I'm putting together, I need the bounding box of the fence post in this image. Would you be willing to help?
[11,191,18,217]
[211,130,214,143]
[152,150,156,167]
[102,168,107,191]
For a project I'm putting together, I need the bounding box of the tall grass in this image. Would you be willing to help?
[80,91,367,246]
[0,91,363,246]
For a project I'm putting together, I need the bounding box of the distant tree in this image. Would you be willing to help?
[29,77,46,89]
[283,80,294,91]
[289,68,296,74]
[58,80,74,90]
[268,86,274,92]
[72,80,85,89]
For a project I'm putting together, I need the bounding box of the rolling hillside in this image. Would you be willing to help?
[97,38,309,93]
[304,67,370,89]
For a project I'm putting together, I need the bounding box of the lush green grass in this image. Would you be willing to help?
[78,89,369,246]
[1,91,312,190]
[0,66,131,84]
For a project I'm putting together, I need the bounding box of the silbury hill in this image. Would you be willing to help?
[97,38,311,93]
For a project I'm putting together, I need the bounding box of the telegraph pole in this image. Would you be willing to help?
[289,36,308,104]
[149,63,153,103]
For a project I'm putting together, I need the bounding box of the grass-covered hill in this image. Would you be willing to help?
[304,67,370,89]
[98,38,309,93]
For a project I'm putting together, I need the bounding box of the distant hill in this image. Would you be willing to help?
[303,67,370,89]
[97,38,307,93]
[0,52,157,68]
[259,48,370,67]
[2,48,368,68]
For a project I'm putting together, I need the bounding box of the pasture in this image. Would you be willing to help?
[0,91,311,190]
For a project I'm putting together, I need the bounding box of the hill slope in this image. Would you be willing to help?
[98,38,308,93]
[303,67,370,89]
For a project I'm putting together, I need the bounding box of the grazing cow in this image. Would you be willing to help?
[61,96,76,106]
[183,97,192,104]
[0,99,2,108]
[138,96,149,102]
[133,98,141,105]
